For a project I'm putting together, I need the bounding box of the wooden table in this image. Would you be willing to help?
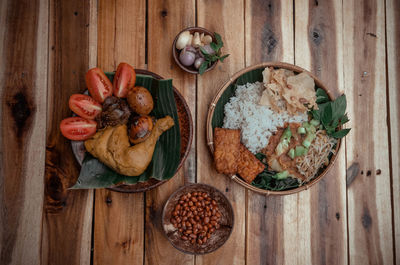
[1,0,399,264]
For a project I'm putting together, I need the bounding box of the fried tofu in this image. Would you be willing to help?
[237,144,265,183]
[213,128,240,175]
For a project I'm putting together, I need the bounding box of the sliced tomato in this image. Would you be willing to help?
[113,62,136,98]
[69,94,102,120]
[60,117,97,141]
[85,67,113,103]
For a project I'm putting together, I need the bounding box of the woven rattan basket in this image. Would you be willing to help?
[206,62,341,195]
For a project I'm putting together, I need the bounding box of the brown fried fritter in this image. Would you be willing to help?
[213,128,240,175]
[237,144,265,183]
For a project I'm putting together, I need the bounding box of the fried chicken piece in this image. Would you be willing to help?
[85,116,174,176]
[237,144,265,183]
[213,128,240,175]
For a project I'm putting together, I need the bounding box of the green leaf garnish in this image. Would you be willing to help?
[210,42,219,52]
[198,32,229,75]
[330,128,351,138]
[219,54,230,62]
[199,61,209,75]
[316,88,330,104]
[309,92,351,139]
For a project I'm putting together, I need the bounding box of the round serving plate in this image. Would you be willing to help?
[206,62,342,196]
[172,27,218,74]
[71,69,193,193]
[162,183,234,255]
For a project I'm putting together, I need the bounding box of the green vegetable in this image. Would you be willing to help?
[273,171,289,180]
[295,145,308,157]
[309,89,351,139]
[199,32,230,75]
[297,127,306,134]
[251,153,300,191]
[288,148,295,159]
[302,122,316,134]
[310,119,320,127]
[275,127,292,155]
[302,131,316,148]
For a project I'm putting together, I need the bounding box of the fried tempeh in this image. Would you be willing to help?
[237,144,265,183]
[213,128,240,175]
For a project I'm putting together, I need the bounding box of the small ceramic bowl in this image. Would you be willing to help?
[172,27,218,74]
[162,183,234,255]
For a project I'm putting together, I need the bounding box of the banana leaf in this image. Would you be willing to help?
[211,68,264,128]
[70,73,181,189]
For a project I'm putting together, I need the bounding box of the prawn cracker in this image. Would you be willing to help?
[237,144,265,183]
[213,128,240,175]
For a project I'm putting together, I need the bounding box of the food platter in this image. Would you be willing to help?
[71,69,193,193]
[206,62,342,195]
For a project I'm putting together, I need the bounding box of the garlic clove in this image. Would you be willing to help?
[176,31,192,50]
[192,32,202,48]
[202,35,213,45]
[188,34,193,47]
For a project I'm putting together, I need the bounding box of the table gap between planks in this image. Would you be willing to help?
[0,0,399,265]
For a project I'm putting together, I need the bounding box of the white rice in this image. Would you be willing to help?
[223,82,307,154]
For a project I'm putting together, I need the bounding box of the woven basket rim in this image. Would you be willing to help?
[206,62,342,196]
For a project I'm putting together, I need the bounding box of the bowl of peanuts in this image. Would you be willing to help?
[162,183,234,254]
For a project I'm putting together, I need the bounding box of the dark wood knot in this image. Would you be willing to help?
[262,28,277,54]
[362,207,372,230]
[346,162,360,187]
[44,165,68,213]
[310,29,323,45]
[161,9,168,17]
[7,92,34,138]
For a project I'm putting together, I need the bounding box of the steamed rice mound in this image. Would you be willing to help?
[223,82,307,154]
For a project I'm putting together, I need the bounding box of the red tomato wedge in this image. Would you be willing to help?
[69,94,102,120]
[60,117,97,141]
[85,67,113,103]
[113,62,136,98]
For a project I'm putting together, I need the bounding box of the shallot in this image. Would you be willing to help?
[179,45,196,66]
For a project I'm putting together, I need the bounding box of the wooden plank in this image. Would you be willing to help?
[144,0,196,264]
[0,0,47,264]
[93,1,146,265]
[294,1,348,264]
[245,1,348,264]
[343,0,394,264]
[244,1,293,265]
[196,1,246,264]
[385,0,400,262]
[42,0,94,264]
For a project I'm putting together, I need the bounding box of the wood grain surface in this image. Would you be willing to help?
[42,1,94,265]
[93,1,146,265]
[294,1,348,264]
[245,1,292,265]
[344,0,394,264]
[0,0,399,264]
[0,0,47,264]
[196,1,246,265]
[386,0,400,262]
[145,0,196,264]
